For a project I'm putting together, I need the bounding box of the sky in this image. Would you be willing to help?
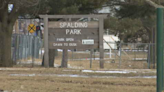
[8,4,13,13]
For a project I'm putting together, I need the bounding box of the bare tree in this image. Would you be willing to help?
[146,0,164,8]
[0,0,40,67]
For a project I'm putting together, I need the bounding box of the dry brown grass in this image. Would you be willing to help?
[56,51,150,69]
[0,76,156,92]
[0,68,156,92]
[8,50,156,92]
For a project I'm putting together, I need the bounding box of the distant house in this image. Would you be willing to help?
[98,6,120,50]
[98,6,110,14]
[104,35,120,50]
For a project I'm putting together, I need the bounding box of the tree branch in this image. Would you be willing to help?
[0,0,6,10]
[145,0,164,8]
[16,0,40,8]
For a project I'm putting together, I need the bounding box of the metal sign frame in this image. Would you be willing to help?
[39,15,107,68]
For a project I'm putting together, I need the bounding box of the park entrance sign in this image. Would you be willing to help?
[48,21,99,49]
[39,15,107,68]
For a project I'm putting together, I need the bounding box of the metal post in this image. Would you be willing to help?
[32,36,35,67]
[23,35,26,60]
[20,35,23,60]
[25,35,27,60]
[134,43,136,61]
[16,35,20,62]
[31,36,33,58]
[157,8,163,92]
[27,35,29,59]
[34,37,37,58]
[109,48,112,58]
[40,39,43,59]
[12,34,17,65]
[94,49,96,60]
[72,50,74,61]
[148,44,151,69]
[119,43,122,69]
[90,49,93,68]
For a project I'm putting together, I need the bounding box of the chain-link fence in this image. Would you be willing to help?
[52,43,155,69]
[118,43,155,69]
[11,37,156,69]
[11,35,155,69]
[11,34,43,67]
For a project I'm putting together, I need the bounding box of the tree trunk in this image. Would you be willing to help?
[0,3,18,67]
[0,31,13,67]
[42,49,58,67]
[49,49,56,67]
[61,49,68,68]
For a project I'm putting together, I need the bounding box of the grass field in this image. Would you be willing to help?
[10,49,157,92]
[0,68,156,92]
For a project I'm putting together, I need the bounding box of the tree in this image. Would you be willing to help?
[104,0,164,43]
[46,0,108,14]
[0,0,40,67]
[105,0,156,43]
[104,1,158,43]
[105,17,144,42]
[105,0,164,68]
[146,0,164,8]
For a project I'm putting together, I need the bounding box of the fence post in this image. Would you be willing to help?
[22,35,26,60]
[93,49,96,60]
[28,35,30,58]
[99,18,104,68]
[119,43,122,69]
[16,35,20,62]
[148,44,151,69]
[109,48,112,58]
[25,35,27,60]
[156,8,163,92]
[34,37,37,59]
[40,39,43,59]
[21,35,24,60]
[134,43,136,61]
[43,16,49,68]
[32,36,35,67]
[90,49,93,68]
[12,34,17,65]
[72,50,74,61]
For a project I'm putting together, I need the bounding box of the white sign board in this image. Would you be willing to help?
[82,39,94,45]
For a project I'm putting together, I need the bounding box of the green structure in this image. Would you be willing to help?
[157,8,164,92]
